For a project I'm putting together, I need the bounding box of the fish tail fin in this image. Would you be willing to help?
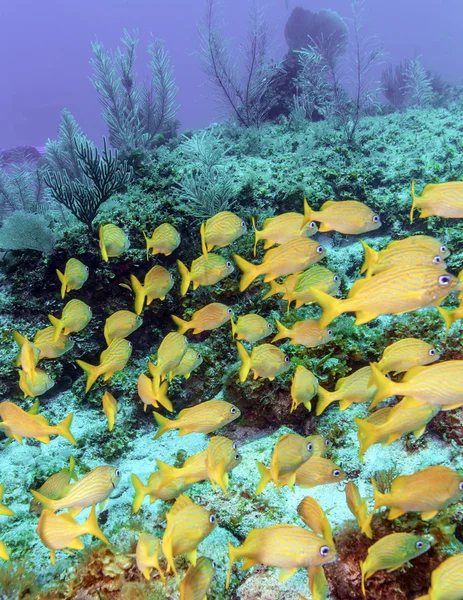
[252,217,260,257]
[315,385,335,416]
[410,179,418,223]
[226,541,239,589]
[55,413,76,445]
[142,231,150,261]
[301,196,313,229]
[99,225,109,262]
[152,411,172,439]
[271,319,289,343]
[437,306,456,335]
[84,504,110,545]
[371,477,387,510]
[200,222,208,258]
[368,362,394,409]
[155,459,179,482]
[76,360,100,393]
[230,317,237,340]
[255,461,271,495]
[262,280,280,300]
[176,260,191,297]
[130,275,146,316]
[360,240,378,276]
[233,254,259,292]
[48,315,64,343]
[171,314,188,335]
[13,330,25,349]
[30,489,55,511]
[309,287,343,329]
[354,417,379,463]
[131,474,148,513]
[56,269,67,299]
[157,380,173,412]
[236,341,251,382]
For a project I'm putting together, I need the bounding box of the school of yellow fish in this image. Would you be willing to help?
[1,181,463,599]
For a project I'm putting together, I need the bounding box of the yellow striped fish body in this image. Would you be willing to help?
[19,368,55,398]
[287,265,340,309]
[272,318,332,348]
[206,436,241,493]
[135,533,165,582]
[290,365,318,413]
[77,338,132,392]
[201,211,246,251]
[152,399,240,439]
[306,435,330,457]
[308,565,329,600]
[262,273,299,300]
[371,465,463,520]
[104,310,142,345]
[172,302,232,334]
[31,465,120,514]
[0,401,75,445]
[419,554,463,600]
[150,332,188,385]
[253,212,318,255]
[162,495,217,575]
[102,392,117,431]
[377,338,439,374]
[345,481,372,538]
[37,504,109,565]
[0,484,15,517]
[361,532,430,595]
[361,241,446,278]
[99,223,130,261]
[298,496,334,547]
[33,327,74,359]
[303,198,381,234]
[237,342,291,381]
[170,348,203,380]
[177,255,234,296]
[231,314,272,342]
[0,541,9,561]
[131,471,192,513]
[411,180,463,222]
[30,456,77,514]
[48,299,92,342]
[180,556,216,600]
[316,366,376,416]
[295,456,345,488]
[56,258,89,298]
[143,222,180,257]
[144,266,174,302]
[137,373,172,412]
[356,407,392,463]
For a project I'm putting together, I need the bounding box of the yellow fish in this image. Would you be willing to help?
[0,401,75,445]
[13,331,39,367]
[180,556,216,600]
[303,198,381,234]
[231,314,272,342]
[252,210,318,256]
[256,433,315,494]
[295,456,345,488]
[121,266,174,315]
[200,211,246,252]
[169,347,203,380]
[306,434,331,457]
[31,465,120,516]
[77,338,133,392]
[56,258,89,299]
[19,367,55,398]
[102,391,117,431]
[104,310,142,345]
[308,565,329,600]
[37,504,110,565]
[410,179,463,222]
[0,483,15,517]
[356,406,392,456]
[437,301,463,335]
[162,494,217,575]
[416,554,463,600]
[149,331,188,384]
[19,336,39,385]
[0,541,9,561]
[285,265,340,310]
[226,524,337,589]
[272,318,332,348]
[143,222,180,258]
[234,237,325,291]
[361,532,430,596]
[311,266,458,328]
[30,456,77,514]
[237,341,291,381]
[290,365,318,413]
[316,366,376,416]
[177,254,234,296]
[153,399,240,439]
[298,496,334,547]
[376,338,439,374]
[360,240,447,277]
[172,302,233,334]
[48,299,92,342]
[137,372,172,412]
[345,481,372,539]
[135,533,165,582]
[131,471,192,513]
[99,223,130,261]
[14,329,73,362]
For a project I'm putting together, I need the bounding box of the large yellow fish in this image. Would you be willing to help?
[252,211,318,256]
[0,541,9,561]
[303,198,381,234]
[19,367,55,399]
[180,556,216,600]
[149,331,188,384]
[200,211,246,252]
[169,347,203,380]
[234,237,325,291]
[177,255,234,296]
[37,504,110,565]
[77,338,133,392]
[153,399,240,439]
[137,373,172,412]
[237,341,291,381]
[310,266,458,327]
[102,391,117,431]
[121,266,174,315]
[416,554,463,600]
[104,310,142,345]
[316,366,376,415]
[99,223,130,261]
[172,302,233,334]
[345,481,372,538]
[135,533,165,582]
[143,222,180,258]
[131,471,192,513]
[0,401,75,445]
[48,299,92,342]
[410,180,463,222]
[162,494,217,575]
[56,258,89,299]
[30,456,77,514]
[298,496,334,548]
[376,338,439,374]
[290,365,318,413]
[295,456,346,488]
[0,483,15,517]
[226,524,337,588]
[272,318,332,348]
[231,314,272,342]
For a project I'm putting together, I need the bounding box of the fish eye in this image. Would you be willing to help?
[333,469,341,477]
[319,545,330,557]
[327,329,332,336]
[241,220,246,227]
[325,439,331,447]
[235,453,241,460]
[128,341,133,347]
[233,442,237,450]
[226,261,232,267]
[284,356,290,362]
[230,406,237,414]
[209,514,216,524]
[136,315,142,321]
[85,266,89,271]
[333,275,339,282]
[438,275,451,286]
[116,469,121,477]
[68,336,74,342]
[316,245,324,254]
[307,442,313,451]
[440,245,447,254]
[429,348,436,356]
[416,541,424,549]
[459,481,463,491]
[227,308,233,314]
[309,221,317,229]
[372,214,380,223]
[267,323,272,328]
[433,256,441,264]
[170,273,174,280]
[212,560,217,569]
[197,353,202,359]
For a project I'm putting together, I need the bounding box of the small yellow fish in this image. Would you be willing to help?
[121,266,174,315]
[345,481,372,539]
[143,222,180,258]
[153,399,240,439]
[31,465,120,516]
[131,471,192,513]
[290,366,318,413]
[200,211,246,252]
[410,180,463,222]
[316,366,376,415]
[360,532,430,596]
[77,338,133,392]
[12,331,39,367]
[252,210,318,256]
[308,565,329,600]
[312,266,459,328]
[237,341,291,381]
[295,456,346,488]
[149,331,188,384]
[285,265,340,310]
[0,484,15,517]
[234,238,325,291]
[303,198,381,234]
[135,533,165,582]
[231,314,272,342]
[226,524,337,589]
[437,301,463,335]
[256,433,315,494]
[360,240,447,277]
[298,496,334,547]
[180,556,216,600]
[0,541,9,561]
[99,223,130,261]
[30,456,77,514]
[56,258,89,299]
[416,554,463,600]
[20,336,39,385]
[376,338,439,374]
[172,302,233,334]
[37,504,110,565]
[19,367,55,398]
[104,310,142,345]
[162,494,217,575]
[0,401,75,445]
[306,434,331,457]
[272,318,332,348]
[33,327,74,359]
[48,299,92,342]
[102,391,117,431]
[177,255,234,296]
[137,372,172,412]
[169,347,203,380]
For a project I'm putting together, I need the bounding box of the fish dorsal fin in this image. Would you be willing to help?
[401,365,427,382]
[32,415,49,426]
[320,200,336,210]
[348,277,370,297]
[167,494,193,520]
[422,183,440,195]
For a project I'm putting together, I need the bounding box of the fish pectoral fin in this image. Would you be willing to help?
[186,549,197,565]
[279,567,298,582]
[441,402,463,411]
[388,507,405,520]
[421,510,438,521]
[286,471,297,490]
[386,565,402,573]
